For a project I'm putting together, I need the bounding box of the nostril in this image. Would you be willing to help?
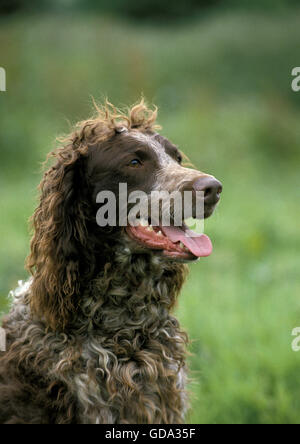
[204,187,212,198]
[215,187,222,199]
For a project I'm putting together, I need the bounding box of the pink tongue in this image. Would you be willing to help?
[161,226,213,257]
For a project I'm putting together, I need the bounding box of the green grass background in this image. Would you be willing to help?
[1,9,300,423]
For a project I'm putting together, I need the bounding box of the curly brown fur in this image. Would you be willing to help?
[26,100,160,332]
[0,253,188,424]
[0,100,219,424]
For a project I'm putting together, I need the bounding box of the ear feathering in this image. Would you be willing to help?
[26,99,160,330]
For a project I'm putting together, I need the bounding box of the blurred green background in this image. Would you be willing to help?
[1,0,300,424]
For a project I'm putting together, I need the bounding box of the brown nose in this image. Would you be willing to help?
[193,176,223,204]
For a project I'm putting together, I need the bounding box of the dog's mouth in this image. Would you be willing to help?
[125,221,212,261]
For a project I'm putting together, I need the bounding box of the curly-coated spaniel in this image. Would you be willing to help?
[0,101,222,424]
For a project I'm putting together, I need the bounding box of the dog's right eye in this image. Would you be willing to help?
[129,159,142,167]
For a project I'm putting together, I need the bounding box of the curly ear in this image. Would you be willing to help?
[26,146,93,331]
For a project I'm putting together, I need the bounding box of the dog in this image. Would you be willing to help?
[0,100,222,424]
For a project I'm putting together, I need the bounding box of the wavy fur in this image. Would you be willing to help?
[0,100,192,424]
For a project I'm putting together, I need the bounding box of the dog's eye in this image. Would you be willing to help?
[177,154,183,164]
[129,159,142,167]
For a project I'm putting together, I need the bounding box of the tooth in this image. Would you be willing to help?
[157,230,163,236]
[179,242,184,249]
[147,226,153,231]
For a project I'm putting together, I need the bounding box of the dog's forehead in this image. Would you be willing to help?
[129,131,177,166]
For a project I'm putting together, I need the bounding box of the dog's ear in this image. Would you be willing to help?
[26,145,93,331]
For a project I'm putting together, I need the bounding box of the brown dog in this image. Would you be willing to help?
[0,101,222,424]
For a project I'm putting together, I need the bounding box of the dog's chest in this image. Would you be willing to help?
[73,333,187,424]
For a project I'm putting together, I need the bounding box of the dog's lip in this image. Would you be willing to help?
[159,248,199,261]
[125,222,212,260]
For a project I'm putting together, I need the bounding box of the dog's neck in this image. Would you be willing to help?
[72,250,188,336]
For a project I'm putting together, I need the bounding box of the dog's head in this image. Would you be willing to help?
[87,126,222,262]
[27,100,222,329]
